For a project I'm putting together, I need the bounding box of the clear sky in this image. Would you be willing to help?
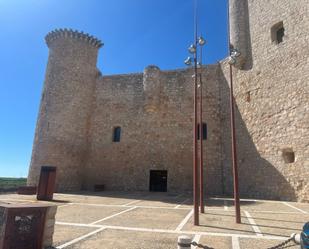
[0,0,228,177]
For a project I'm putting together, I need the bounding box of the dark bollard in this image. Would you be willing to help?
[37,166,57,201]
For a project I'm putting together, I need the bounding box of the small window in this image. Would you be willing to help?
[113,127,121,142]
[271,21,285,44]
[197,123,207,140]
[246,91,251,102]
[282,148,295,163]
[276,27,285,43]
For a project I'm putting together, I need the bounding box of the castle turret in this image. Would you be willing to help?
[229,0,249,68]
[143,65,162,113]
[27,29,103,191]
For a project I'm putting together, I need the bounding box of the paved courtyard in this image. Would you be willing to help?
[1,192,309,248]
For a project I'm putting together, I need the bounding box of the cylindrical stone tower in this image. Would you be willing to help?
[27,28,103,191]
[229,0,249,68]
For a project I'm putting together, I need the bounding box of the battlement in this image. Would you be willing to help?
[45,28,103,48]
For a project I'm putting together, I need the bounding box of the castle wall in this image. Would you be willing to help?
[27,0,308,201]
[220,0,309,201]
[27,30,102,191]
[84,66,223,193]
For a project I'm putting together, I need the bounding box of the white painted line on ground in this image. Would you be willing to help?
[175,198,190,209]
[211,197,263,202]
[232,236,240,249]
[224,200,228,211]
[58,203,74,208]
[135,205,190,210]
[56,227,106,248]
[249,210,299,214]
[54,193,84,197]
[90,206,137,225]
[244,210,263,237]
[71,202,128,208]
[71,202,192,210]
[191,234,201,249]
[175,209,194,231]
[282,202,308,214]
[56,221,102,228]
[122,200,141,206]
[55,221,287,240]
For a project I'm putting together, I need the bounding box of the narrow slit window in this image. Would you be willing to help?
[276,27,285,43]
[202,123,207,140]
[113,127,121,142]
[271,21,285,44]
[197,123,207,140]
[246,91,251,102]
[282,148,295,163]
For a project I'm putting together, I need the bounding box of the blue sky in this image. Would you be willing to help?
[0,0,228,177]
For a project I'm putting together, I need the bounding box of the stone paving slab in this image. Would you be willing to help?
[56,204,128,223]
[64,229,178,249]
[288,202,309,213]
[197,235,232,248]
[53,225,96,247]
[53,193,144,205]
[54,192,183,205]
[177,198,233,210]
[56,228,298,249]
[196,199,233,209]
[136,199,180,207]
[179,198,293,212]
[249,212,309,237]
[175,198,193,208]
[210,198,302,213]
[204,199,233,209]
[2,192,309,249]
[183,210,255,235]
[136,194,188,207]
[97,207,190,230]
[239,237,299,249]
[238,201,295,212]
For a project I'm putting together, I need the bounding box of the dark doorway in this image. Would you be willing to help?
[149,170,167,192]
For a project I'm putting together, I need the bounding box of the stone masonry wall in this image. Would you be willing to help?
[28,0,308,201]
[84,65,223,193]
[219,0,309,201]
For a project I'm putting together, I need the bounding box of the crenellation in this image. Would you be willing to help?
[45,28,103,48]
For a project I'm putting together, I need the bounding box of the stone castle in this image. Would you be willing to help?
[27,0,309,202]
